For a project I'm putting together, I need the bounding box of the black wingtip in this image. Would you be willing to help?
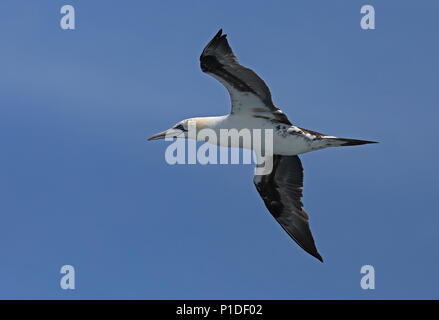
[308,250,324,262]
[315,253,324,263]
[301,242,324,262]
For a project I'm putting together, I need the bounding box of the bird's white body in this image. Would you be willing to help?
[193,114,336,156]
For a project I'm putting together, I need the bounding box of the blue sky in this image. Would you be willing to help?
[0,0,438,299]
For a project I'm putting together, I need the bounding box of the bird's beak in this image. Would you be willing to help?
[147,129,183,141]
[147,130,168,141]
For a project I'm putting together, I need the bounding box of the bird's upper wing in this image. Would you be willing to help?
[200,29,291,125]
[253,155,323,262]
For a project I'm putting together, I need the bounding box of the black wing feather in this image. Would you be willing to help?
[254,155,323,262]
[200,30,291,125]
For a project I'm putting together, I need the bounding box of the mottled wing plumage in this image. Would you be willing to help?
[200,29,291,125]
[254,155,323,262]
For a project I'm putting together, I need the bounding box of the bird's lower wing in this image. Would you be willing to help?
[253,155,323,262]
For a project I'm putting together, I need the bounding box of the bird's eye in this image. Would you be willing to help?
[175,124,185,131]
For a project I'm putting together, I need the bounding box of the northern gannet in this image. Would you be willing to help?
[148,30,377,262]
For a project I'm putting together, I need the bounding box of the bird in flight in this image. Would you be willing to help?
[148,30,377,262]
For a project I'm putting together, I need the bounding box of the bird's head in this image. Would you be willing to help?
[147,117,215,141]
[147,119,190,141]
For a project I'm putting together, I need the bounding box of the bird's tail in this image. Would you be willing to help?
[325,137,378,147]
